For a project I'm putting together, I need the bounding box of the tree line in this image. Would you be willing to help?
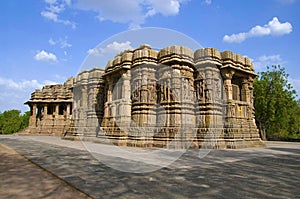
[1,65,300,141]
[254,65,300,140]
[0,110,30,134]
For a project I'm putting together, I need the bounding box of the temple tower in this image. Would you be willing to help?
[155,46,196,148]
[194,48,226,148]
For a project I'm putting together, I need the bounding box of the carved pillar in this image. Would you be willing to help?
[122,71,131,99]
[29,104,37,127]
[32,104,37,118]
[241,78,250,103]
[88,89,94,110]
[36,105,42,127]
[72,91,77,120]
[103,96,109,118]
[81,86,88,109]
[67,104,71,117]
[131,64,157,130]
[102,78,113,128]
[195,71,205,102]
[44,104,48,116]
[121,71,131,118]
[204,69,213,103]
[248,77,255,123]
[107,79,113,103]
[55,104,59,116]
[221,70,235,100]
[248,77,254,107]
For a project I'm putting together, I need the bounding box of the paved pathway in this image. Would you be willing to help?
[0,135,299,199]
[0,141,90,199]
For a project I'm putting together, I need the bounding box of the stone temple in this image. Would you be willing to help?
[25,45,265,149]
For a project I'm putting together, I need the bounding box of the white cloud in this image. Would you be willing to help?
[61,39,72,48]
[87,41,133,56]
[49,37,72,48]
[41,0,76,29]
[0,77,58,112]
[75,0,187,28]
[223,33,247,43]
[0,78,54,91]
[223,17,293,43]
[105,41,133,52]
[258,54,282,62]
[41,11,58,21]
[87,48,101,56]
[34,50,58,63]
[202,0,212,5]
[252,54,286,71]
[48,4,65,13]
[42,0,190,29]
[145,0,181,17]
[45,0,57,4]
[48,38,56,45]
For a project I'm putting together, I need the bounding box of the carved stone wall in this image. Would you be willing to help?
[155,46,196,148]
[67,68,105,137]
[26,44,264,149]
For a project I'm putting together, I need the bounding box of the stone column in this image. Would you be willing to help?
[81,86,88,109]
[36,105,42,127]
[221,70,235,100]
[29,104,37,127]
[55,104,59,116]
[107,79,113,119]
[107,79,113,103]
[67,104,71,117]
[204,69,213,103]
[248,77,254,107]
[44,104,48,116]
[78,86,88,132]
[32,104,37,118]
[102,78,113,128]
[241,78,250,103]
[248,77,255,124]
[72,94,77,120]
[122,71,131,99]
[116,71,132,129]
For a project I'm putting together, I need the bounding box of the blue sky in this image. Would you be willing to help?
[0,0,299,112]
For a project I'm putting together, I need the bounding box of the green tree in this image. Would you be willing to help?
[254,65,299,140]
[295,99,300,135]
[20,111,30,130]
[0,110,30,134]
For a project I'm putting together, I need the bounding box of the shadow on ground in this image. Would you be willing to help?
[0,137,299,199]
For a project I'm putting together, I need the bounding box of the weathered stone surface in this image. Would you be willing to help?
[26,45,264,149]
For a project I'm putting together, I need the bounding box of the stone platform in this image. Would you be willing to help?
[0,135,299,199]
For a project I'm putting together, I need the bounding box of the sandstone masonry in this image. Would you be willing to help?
[26,45,264,149]
[25,78,73,135]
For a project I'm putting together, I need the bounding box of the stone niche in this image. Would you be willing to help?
[26,44,264,149]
